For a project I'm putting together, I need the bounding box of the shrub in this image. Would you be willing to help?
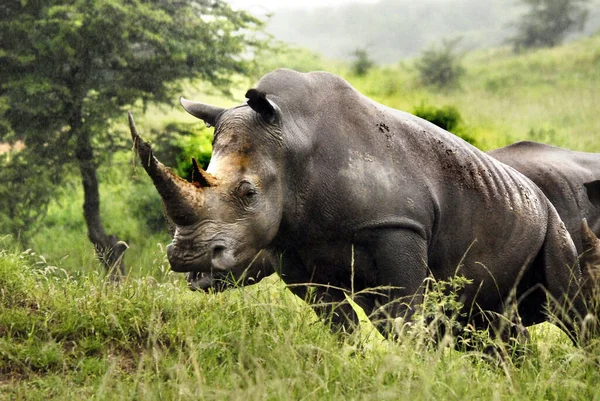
[413,102,477,146]
[0,150,63,244]
[351,48,375,76]
[415,39,465,90]
[151,122,213,181]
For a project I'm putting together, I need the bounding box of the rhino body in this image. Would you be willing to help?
[489,141,600,254]
[132,69,588,341]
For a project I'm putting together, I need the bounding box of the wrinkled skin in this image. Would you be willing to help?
[193,142,600,294]
[581,219,600,311]
[489,141,600,255]
[489,142,600,320]
[131,69,591,344]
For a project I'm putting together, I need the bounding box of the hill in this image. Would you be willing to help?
[266,0,600,63]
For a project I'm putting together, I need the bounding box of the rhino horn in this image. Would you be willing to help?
[582,218,600,250]
[191,157,216,188]
[180,97,225,128]
[128,112,202,226]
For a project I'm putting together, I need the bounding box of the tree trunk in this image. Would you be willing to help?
[74,116,127,278]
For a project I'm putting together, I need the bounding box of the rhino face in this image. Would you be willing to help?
[129,89,284,278]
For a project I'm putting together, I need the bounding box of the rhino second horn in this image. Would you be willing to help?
[180,97,225,128]
[582,218,599,249]
[191,157,217,188]
[128,112,203,226]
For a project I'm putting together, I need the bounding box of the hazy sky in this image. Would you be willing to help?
[228,0,379,13]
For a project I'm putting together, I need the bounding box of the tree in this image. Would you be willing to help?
[415,39,465,90]
[0,0,265,276]
[350,48,375,76]
[510,0,590,51]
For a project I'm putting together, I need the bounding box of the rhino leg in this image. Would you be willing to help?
[363,229,429,338]
[535,209,589,344]
[580,218,600,336]
[278,251,370,333]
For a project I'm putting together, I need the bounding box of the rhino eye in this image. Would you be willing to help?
[236,181,257,199]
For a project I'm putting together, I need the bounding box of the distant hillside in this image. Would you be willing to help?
[266,0,600,63]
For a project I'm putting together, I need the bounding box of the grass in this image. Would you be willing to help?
[1,245,600,400]
[2,31,600,400]
[346,33,600,152]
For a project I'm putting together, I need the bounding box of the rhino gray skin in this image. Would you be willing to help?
[192,141,600,295]
[581,219,600,306]
[130,69,590,342]
[489,141,600,255]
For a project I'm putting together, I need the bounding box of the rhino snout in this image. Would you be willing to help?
[210,241,236,271]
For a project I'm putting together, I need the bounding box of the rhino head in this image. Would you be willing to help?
[129,89,284,282]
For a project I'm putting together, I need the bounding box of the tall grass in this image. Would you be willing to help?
[1,246,599,400]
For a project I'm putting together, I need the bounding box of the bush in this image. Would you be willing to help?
[351,48,375,76]
[413,102,477,146]
[151,122,213,181]
[415,39,465,90]
[0,150,63,244]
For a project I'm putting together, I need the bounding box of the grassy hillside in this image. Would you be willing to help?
[2,31,600,400]
[345,33,600,152]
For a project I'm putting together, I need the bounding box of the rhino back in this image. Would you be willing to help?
[489,141,600,252]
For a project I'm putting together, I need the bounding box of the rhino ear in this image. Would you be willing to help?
[245,89,277,123]
[180,97,225,128]
[585,180,600,209]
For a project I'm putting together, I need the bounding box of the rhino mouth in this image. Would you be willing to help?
[186,271,235,292]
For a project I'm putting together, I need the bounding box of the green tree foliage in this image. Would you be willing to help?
[151,122,214,180]
[351,48,375,76]
[0,152,60,243]
[510,0,591,51]
[0,0,265,273]
[415,39,465,90]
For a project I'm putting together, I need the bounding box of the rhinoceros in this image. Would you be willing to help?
[129,69,590,343]
[488,141,600,255]
[581,219,600,304]
[489,141,600,310]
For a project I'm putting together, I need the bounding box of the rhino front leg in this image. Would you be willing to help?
[365,228,429,338]
[540,210,591,343]
[277,251,371,333]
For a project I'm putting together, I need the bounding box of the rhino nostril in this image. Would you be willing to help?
[211,244,226,257]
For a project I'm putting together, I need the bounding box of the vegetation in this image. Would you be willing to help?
[266,0,600,62]
[0,0,265,273]
[349,33,600,152]
[412,103,477,146]
[351,48,375,76]
[2,245,600,400]
[510,0,592,51]
[415,39,465,90]
[1,5,600,398]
